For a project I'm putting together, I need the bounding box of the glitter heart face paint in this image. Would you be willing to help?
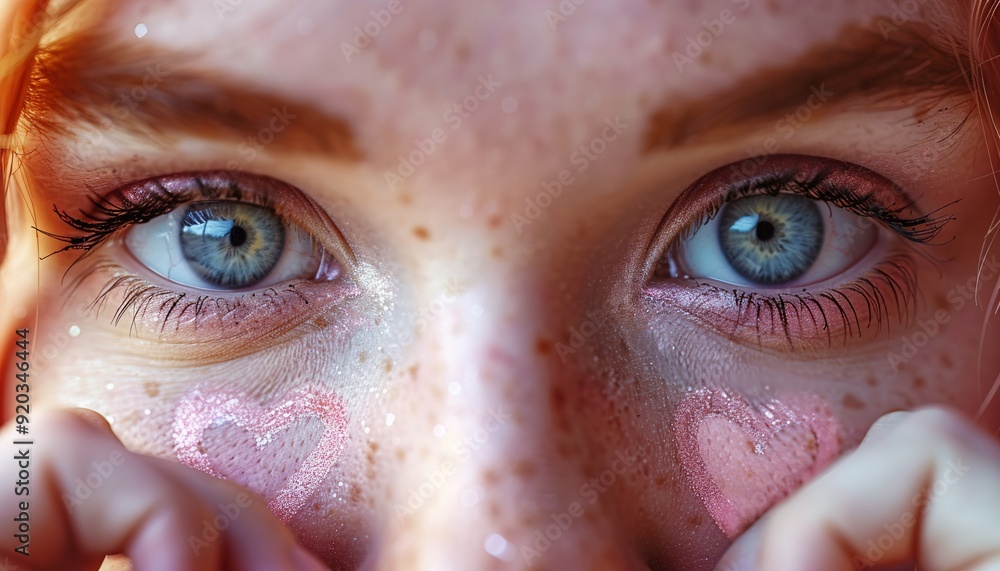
[172,387,349,522]
[673,389,840,539]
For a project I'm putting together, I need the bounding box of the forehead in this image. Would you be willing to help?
[87,0,906,130]
[33,0,961,213]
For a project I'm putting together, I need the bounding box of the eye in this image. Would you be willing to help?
[663,192,878,288]
[126,200,335,291]
[42,171,354,340]
[646,155,953,348]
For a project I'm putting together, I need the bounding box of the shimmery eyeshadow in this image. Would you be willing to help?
[673,389,840,538]
[172,387,348,522]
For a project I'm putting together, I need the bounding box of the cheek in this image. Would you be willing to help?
[673,389,840,539]
[171,387,349,522]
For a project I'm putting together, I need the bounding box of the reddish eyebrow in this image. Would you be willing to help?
[644,22,974,153]
[21,27,360,160]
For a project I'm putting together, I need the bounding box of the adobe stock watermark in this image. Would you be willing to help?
[386,280,464,350]
[544,0,588,29]
[213,0,244,21]
[341,0,410,62]
[510,116,629,233]
[553,307,611,363]
[886,255,1000,372]
[520,448,638,565]
[850,457,970,569]
[383,75,503,191]
[225,106,297,172]
[187,492,252,555]
[672,0,751,73]
[61,450,125,513]
[877,0,931,39]
[76,62,171,149]
[393,406,511,521]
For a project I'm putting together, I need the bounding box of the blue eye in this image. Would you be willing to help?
[179,202,285,288]
[126,200,332,291]
[716,194,824,285]
[670,192,879,288]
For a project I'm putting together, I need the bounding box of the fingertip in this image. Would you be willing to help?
[859,410,910,447]
[65,407,116,435]
[289,545,330,571]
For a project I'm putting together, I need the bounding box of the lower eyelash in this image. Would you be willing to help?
[649,254,918,351]
[68,256,314,335]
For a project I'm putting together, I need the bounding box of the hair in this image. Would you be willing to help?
[2,1,1000,415]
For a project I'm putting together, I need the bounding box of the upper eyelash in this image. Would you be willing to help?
[679,167,955,245]
[35,174,277,266]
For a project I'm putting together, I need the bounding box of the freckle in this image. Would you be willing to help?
[514,460,536,477]
[654,474,669,488]
[490,245,503,258]
[455,42,470,61]
[913,376,926,389]
[359,351,368,363]
[841,393,865,409]
[483,469,499,486]
[933,294,949,311]
[686,513,704,527]
[350,484,362,504]
[805,436,818,454]
[550,386,567,413]
[313,315,328,329]
[866,377,878,387]
[384,359,393,372]
[398,193,413,205]
[412,226,430,240]
[940,354,953,368]
[488,214,502,228]
[535,338,552,355]
[143,381,160,398]
[408,365,419,379]
[395,448,406,461]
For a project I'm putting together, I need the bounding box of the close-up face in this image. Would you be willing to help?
[3,0,1000,569]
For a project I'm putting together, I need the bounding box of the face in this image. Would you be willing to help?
[4,0,1000,569]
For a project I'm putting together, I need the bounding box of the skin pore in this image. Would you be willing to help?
[2,0,1000,569]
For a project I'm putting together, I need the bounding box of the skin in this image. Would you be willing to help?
[1,0,1000,569]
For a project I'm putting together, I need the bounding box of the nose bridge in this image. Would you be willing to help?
[368,279,647,570]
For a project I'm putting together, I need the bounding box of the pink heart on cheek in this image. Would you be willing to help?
[172,388,348,522]
[674,389,840,539]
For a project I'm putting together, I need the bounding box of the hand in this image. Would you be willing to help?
[0,408,329,571]
[715,407,1000,571]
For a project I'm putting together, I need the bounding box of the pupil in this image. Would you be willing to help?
[755,220,775,241]
[229,225,247,248]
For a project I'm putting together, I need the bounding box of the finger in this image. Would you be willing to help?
[3,409,316,571]
[150,456,328,571]
[746,407,1000,571]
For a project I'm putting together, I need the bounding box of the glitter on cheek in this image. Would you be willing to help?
[673,389,840,539]
[171,387,349,522]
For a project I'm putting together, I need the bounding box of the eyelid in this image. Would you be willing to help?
[45,171,358,280]
[642,154,951,280]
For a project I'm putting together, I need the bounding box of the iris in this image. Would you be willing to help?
[179,201,285,288]
[717,194,823,285]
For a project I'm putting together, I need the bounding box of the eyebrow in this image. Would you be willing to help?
[643,21,974,152]
[22,28,359,160]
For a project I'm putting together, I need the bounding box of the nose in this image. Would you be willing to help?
[363,279,650,570]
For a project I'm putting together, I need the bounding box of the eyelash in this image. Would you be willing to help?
[674,165,954,245]
[38,173,334,334]
[650,156,953,349]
